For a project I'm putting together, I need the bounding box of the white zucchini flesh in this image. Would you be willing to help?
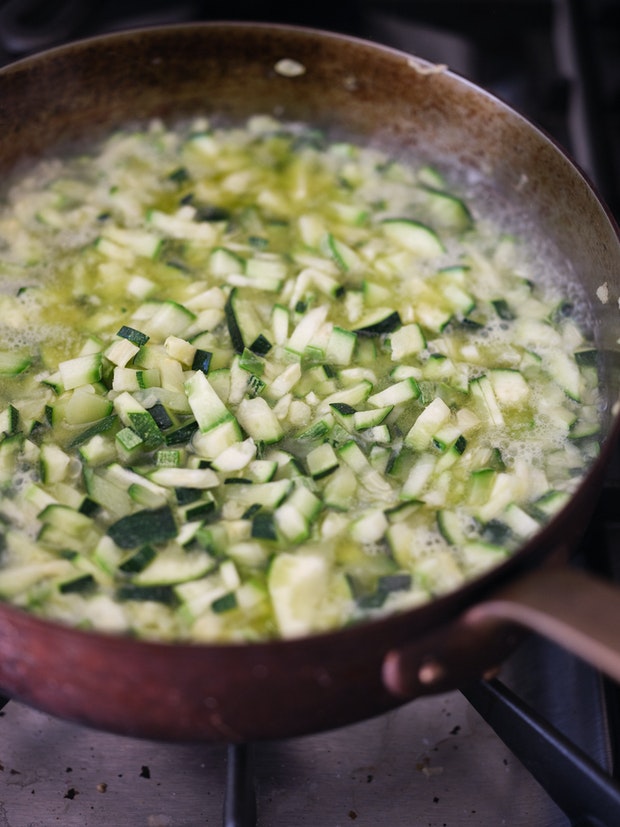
[0,115,601,642]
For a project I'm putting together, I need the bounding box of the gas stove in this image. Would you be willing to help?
[0,668,607,826]
[0,2,618,825]
[0,632,616,825]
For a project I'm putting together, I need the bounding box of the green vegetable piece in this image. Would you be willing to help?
[78,497,99,517]
[128,411,164,451]
[117,325,150,346]
[378,573,412,593]
[59,574,97,595]
[225,288,245,354]
[185,499,216,521]
[175,486,202,505]
[247,374,266,397]
[0,351,31,376]
[357,589,388,609]
[250,334,272,356]
[212,591,238,614]
[252,511,278,541]
[165,420,198,446]
[575,348,598,367]
[116,427,144,452]
[68,414,119,448]
[194,204,231,222]
[149,403,174,431]
[116,584,178,605]
[354,311,401,336]
[168,166,190,184]
[119,544,157,573]
[192,349,213,373]
[107,506,178,549]
[491,299,515,321]
[239,348,265,377]
[0,404,19,435]
[330,403,357,416]
[156,449,182,467]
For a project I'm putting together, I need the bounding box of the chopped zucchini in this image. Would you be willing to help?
[0,115,600,643]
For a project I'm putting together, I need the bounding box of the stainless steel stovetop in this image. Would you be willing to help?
[0,630,613,826]
[1,691,527,827]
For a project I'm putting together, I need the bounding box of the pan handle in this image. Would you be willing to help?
[383,565,620,698]
[466,566,620,681]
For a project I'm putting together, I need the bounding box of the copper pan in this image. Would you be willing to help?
[0,22,619,742]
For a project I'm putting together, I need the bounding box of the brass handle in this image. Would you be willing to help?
[383,565,620,698]
[468,566,620,683]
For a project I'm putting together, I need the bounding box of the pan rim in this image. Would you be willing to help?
[0,19,617,654]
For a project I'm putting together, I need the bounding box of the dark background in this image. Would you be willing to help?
[0,0,617,220]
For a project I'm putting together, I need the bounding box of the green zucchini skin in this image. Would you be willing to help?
[107,507,178,549]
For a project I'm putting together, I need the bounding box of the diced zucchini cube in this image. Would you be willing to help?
[306,442,339,479]
[58,353,102,390]
[236,397,283,444]
[185,371,234,433]
[164,335,196,366]
[390,323,427,360]
[381,218,445,257]
[404,397,451,450]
